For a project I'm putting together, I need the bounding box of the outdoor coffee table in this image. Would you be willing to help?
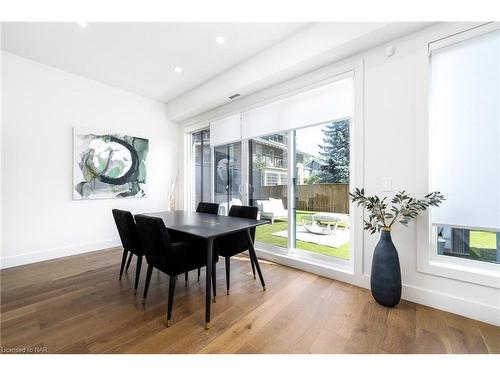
[311,212,349,231]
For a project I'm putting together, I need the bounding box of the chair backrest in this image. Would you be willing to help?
[228,205,259,241]
[196,202,219,215]
[134,215,172,268]
[112,209,142,255]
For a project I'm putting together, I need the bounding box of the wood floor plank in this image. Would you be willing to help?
[379,300,417,354]
[415,304,452,353]
[445,313,489,353]
[198,271,318,353]
[251,277,338,354]
[0,247,497,354]
[478,322,500,353]
[343,298,390,353]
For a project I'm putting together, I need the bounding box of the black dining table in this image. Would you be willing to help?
[138,210,268,329]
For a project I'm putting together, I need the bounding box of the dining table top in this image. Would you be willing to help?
[136,210,268,239]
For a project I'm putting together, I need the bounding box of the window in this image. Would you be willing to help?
[265,172,279,186]
[430,27,500,265]
[437,226,499,264]
[279,174,287,185]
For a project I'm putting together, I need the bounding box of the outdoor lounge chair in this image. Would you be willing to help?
[256,198,288,223]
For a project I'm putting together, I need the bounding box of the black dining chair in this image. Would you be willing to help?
[216,205,265,295]
[135,215,217,327]
[112,209,144,293]
[196,202,219,215]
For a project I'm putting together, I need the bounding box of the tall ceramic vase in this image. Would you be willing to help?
[370,227,401,307]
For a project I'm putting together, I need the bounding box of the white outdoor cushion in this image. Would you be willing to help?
[230,198,242,206]
[260,199,273,213]
[269,197,286,214]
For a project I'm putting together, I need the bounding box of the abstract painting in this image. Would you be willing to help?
[73,129,149,199]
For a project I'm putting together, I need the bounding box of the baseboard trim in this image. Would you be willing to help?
[255,248,368,289]
[0,238,121,269]
[401,283,500,326]
[256,248,499,326]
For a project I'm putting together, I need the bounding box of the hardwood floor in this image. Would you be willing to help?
[1,247,499,354]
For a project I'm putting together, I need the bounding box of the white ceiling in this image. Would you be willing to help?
[1,22,434,122]
[1,22,308,102]
[167,22,433,121]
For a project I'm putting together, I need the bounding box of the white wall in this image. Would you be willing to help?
[177,23,500,325]
[362,25,500,325]
[1,51,179,268]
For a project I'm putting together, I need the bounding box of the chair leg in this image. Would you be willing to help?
[125,252,133,271]
[211,263,216,302]
[249,253,256,280]
[143,264,153,300]
[119,249,128,280]
[197,268,201,282]
[134,256,143,294]
[225,257,230,295]
[185,271,189,285]
[167,275,176,327]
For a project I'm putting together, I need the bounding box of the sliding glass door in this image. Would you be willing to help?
[244,122,351,262]
[188,74,354,265]
[248,133,289,250]
[293,120,350,260]
[214,142,242,215]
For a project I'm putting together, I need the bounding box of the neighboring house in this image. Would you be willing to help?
[251,133,311,186]
[304,158,328,178]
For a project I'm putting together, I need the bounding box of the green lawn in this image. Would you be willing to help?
[469,230,496,249]
[255,210,350,260]
[468,230,498,263]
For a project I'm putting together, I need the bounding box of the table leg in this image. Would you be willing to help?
[333,219,339,232]
[205,237,214,330]
[245,229,266,290]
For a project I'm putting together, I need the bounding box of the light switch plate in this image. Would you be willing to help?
[385,45,395,57]
[382,178,392,192]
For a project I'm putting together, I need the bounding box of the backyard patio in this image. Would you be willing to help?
[255,210,350,259]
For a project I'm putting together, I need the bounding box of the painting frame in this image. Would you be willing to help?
[72,127,149,200]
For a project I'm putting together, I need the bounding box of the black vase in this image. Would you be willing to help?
[370,228,402,307]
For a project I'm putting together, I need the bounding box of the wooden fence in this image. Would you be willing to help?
[260,183,349,214]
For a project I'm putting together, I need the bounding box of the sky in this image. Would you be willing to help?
[295,124,327,157]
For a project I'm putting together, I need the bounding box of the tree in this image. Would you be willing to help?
[304,174,320,185]
[318,119,350,183]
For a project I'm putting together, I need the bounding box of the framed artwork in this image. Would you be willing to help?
[73,128,149,199]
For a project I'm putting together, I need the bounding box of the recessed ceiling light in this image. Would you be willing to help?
[215,36,225,45]
[174,67,182,74]
[76,21,88,28]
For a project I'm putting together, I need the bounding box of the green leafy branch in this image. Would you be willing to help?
[349,188,445,234]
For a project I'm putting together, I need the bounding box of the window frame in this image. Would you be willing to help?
[416,22,500,288]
